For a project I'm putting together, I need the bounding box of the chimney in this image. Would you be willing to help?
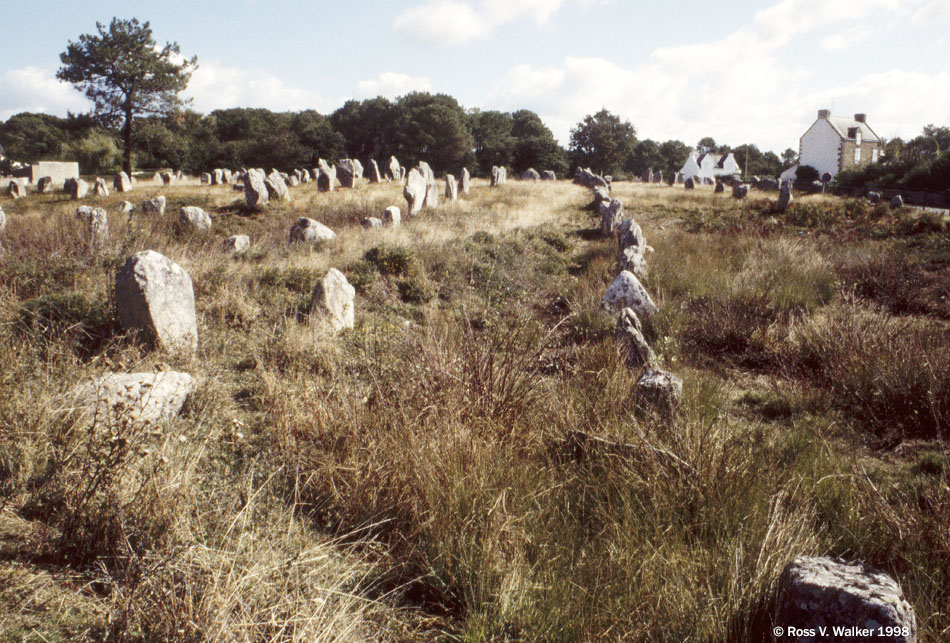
[818,109,831,119]
[854,113,866,123]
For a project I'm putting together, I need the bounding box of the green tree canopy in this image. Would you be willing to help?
[568,109,637,176]
[58,17,197,174]
[469,109,514,176]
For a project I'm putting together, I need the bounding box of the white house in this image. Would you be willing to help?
[786,109,882,181]
[678,151,740,181]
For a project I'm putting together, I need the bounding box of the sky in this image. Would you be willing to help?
[1,0,949,154]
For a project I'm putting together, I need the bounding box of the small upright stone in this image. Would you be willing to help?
[369,159,382,183]
[37,176,53,193]
[0,206,6,232]
[634,368,683,416]
[93,178,109,197]
[264,170,289,201]
[289,217,336,244]
[418,161,438,208]
[199,172,211,185]
[362,217,382,229]
[521,168,540,181]
[116,200,134,214]
[732,184,749,199]
[245,172,269,208]
[388,156,401,182]
[179,206,212,232]
[445,174,458,201]
[593,185,610,205]
[541,170,556,181]
[161,171,174,186]
[383,206,401,227]
[600,270,658,319]
[404,168,427,216]
[684,177,696,190]
[337,159,358,188]
[141,196,166,216]
[616,308,655,368]
[652,170,663,184]
[317,159,335,192]
[776,557,917,643]
[599,198,624,237]
[309,268,355,332]
[459,167,471,194]
[714,180,724,194]
[115,250,197,355]
[867,191,882,204]
[212,169,223,185]
[75,206,110,248]
[223,234,250,253]
[7,181,24,199]
[778,179,793,212]
[113,171,132,192]
[71,178,90,199]
[890,194,904,208]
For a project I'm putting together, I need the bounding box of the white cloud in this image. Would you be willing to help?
[0,67,91,120]
[185,59,335,113]
[911,0,950,23]
[821,25,874,51]
[394,0,571,45]
[353,72,432,99]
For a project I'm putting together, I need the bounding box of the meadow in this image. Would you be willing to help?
[0,176,947,641]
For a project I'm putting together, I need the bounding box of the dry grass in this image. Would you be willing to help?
[0,178,947,640]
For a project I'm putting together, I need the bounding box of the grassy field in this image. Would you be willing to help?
[0,177,947,641]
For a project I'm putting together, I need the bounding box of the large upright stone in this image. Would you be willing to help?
[388,156,401,182]
[616,308,655,368]
[521,168,540,181]
[642,169,653,183]
[383,206,401,227]
[369,159,382,183]
[890,194,904,208]
[714,180,724,194]
[617,218,647,278]
[289,217,336,244]
[541,170,556,181]
[68,371,197,426]
[179,206,212,232]
[113,172,132,193]
[199,172,211,185]
[93,178,109,197]
[317,159,335,192]
[733,184,749,199]
[445,174,458,201]
[600,270,658,318]
[75,206,110,248]
[652,170,663,184]
[491,166,502,187]
[309,268,355,332]
[115,250,197,355]
[37,176,53,193]
[299,169,310,183]
[245,173,269,208]
[459,167,471,194]
[404,168,427,216]
[776,557,917,643]
[778,180,793,212]
[141,196,166,216]
[599,198,624,237]
[211,169,223,185]
[7,180,24,199]
[418,161,438,207]
[161,171,174,186]
[337,159,358,188]
[264,170,289,201]
[69,178,90,199]
[684,177,697,190]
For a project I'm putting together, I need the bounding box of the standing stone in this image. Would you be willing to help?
[867,191,882,204]
[7,181,24,199]
[179,206,212,232]
[732,184,749,199]
[417,161,438,208]
[299,169,310,183]
[115,250,197,355]
[369,159,382,183]
[684,177,696,190]
[404,168,427,216]
[388,156,401,182]
[616,308,655,368]
[264,170,289,201]
[68,371,197,426]
[714,180,724,194]
[354,159,364,179]
[199,172,211,185]
[599,198,624,237]
[286,175,300,187]
[361,217,382,228]
[652,170,663,184]
[317,159,335,192]
[141,196,166,216]
[600,270,658,318]
[593,185,610,205]
[778,180,793,212]
[459,167,471,194]
[491,166,502,187]
[245,173,269,208]
[383,206,401,227]
[152,172,163,184]
[642,169,653,183]
[776,557,917,643]
[541,170,556,181]
[211,169,222,185]
[445,174,458,201]
[117,201,134,214]
[93,178,110,197]
[75,206,110,248]
[222,169,233,184]
[113,172,132,192]
[400,167,406,181]
[337,159,358,188]
[634,369,683,416]
[161,171,174,186]
[617,218,647,278]
[289,217,336,244]
[223,234,250,253]
[0,206,6,232]
[37,176,54,193]
[521,168,540,181]
[309,268,355,332]
[70,179,90,199]
[890,194,904,208]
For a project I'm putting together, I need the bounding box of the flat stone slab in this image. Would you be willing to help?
[68,371,196,426]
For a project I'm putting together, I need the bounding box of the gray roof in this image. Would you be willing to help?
[826,116,880,143]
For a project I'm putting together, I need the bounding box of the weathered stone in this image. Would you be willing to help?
[7,180,24,199]
[541,170,556,181]
[445,174,458,201]
[68,371,196,426]
[684,177,696,190]
[286,175,300,187]
[337,159,358,188]
[0,206,6,232]
[593,185,610,205]
[113,171,132,192]
[179,206,211,232]
[199,172,211,185]
[70,178,90,199]
[634,368,683,416]
[600,270,658,318]
[75,206,109,247]
[732,184,749,199]
[152,172,163,184]
[617,218,646,255]
[599,198,624,237]
[222,169,233,184]
[890,194,904,208]
[161,171,174,186]
[299,169,310,183]
[93,178,109,197]
[619,246,648,280]
[210,169,222,185]
[490,165,508,187]
[224,234,250,253]
[317,159,335,191]
[388,156,401,182]
[778,180,794,212]
[141,196,166,216]
[383,206,401,227]
[362,217,382,228]
[642,169,653,183]
[245,173,269,208]
[574,167,608,189]
[116,200,134,214]
[309,268,355,332]
[417,161,438,207]
[714,180,724,194]
[616,308,655,368]
[354,159,364,179]
[404,168,427,216]
[115,250,197,354]
[459,167,470,194]
[264,170,289,201]
[369,159,382,183]
[652,170,663,184]
[867,191,882,204]
[776,557,917,643]
[521,168,540,181]
[289,217,336,245]
[37,176,54,193]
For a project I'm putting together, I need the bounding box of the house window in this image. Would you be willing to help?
[854,147,861,164]
[872,148,879,163]
[856,131,862,145]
